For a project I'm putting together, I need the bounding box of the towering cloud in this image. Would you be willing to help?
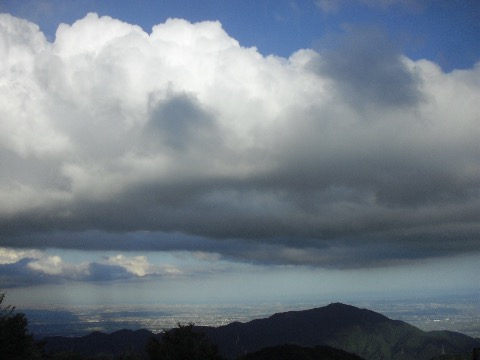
[0,13,479,267]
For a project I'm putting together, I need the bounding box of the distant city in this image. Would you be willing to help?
[24,293,479,339]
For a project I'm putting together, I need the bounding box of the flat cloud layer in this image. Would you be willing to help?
[1,13,479,268]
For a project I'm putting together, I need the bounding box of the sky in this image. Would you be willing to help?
[0,0,479,308]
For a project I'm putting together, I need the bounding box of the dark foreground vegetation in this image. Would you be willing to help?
[0,293,44,359]
[237,344,366,360]
[1,293,479,360]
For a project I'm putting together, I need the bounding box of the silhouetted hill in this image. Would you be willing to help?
[196,303,480,359]
[42,303,480,360]
[238,344,366,360]
[43,328,155,359]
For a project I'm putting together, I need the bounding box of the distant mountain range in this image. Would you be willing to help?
[42,302,480,360]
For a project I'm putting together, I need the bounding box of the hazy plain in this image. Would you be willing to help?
[24,292,479,339]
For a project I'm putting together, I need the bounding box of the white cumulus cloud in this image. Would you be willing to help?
[101,254,181,276]
[0,247,42,264]
[27,255,89,277]
[0,13,479,268]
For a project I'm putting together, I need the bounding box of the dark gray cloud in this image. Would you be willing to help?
[0,258,51,288]
[86,262,133,282]
[145,92,220,152]
[0,13,479,269]
[313,26,423,108]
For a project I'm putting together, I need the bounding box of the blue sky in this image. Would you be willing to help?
[3,0,479,70]
[0,0,479,308]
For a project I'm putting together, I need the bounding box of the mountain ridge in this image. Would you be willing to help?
[42,302,480,360]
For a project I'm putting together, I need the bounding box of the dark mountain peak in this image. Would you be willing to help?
[198,303,398,358]
[325,302,362,311]
[264,302,389,327]
[198,302,480,359]
[324,302,389,321]
[84,330,108,339]
[327,302,350,307]
[323,302,378,314]
[111,328,152,336]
